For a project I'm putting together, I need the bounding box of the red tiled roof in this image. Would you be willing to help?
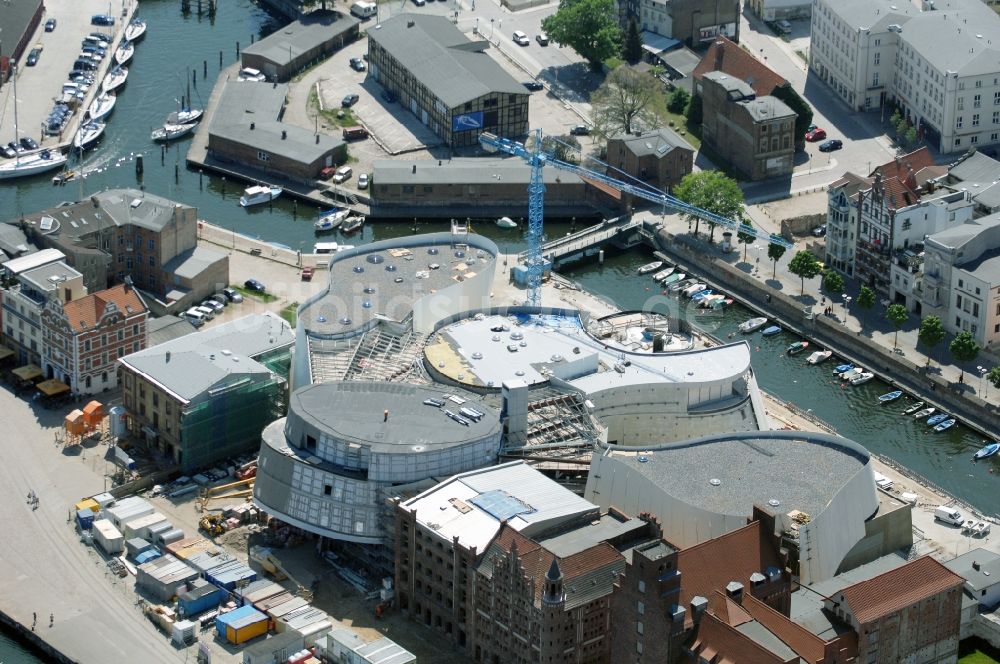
[693,612,796,664]
[692,36,788,97]
[878,176,920,209]
[871,146,934,181]
[677,521,782,610]
[839,556,964,624]
[60,284,147,333]
[743,594,826,662]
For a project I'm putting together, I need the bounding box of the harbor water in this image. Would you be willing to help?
[0,0,997,658]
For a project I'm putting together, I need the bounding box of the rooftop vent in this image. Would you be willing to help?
[353,265,364,273]
[726,581,744,600]
[339,317,352,325]
[768,498,781,507]
[363,286,376,293]
[709,478,721,486]
[366,254,384,264]
[428,248,439,255]
[386,264,397,272]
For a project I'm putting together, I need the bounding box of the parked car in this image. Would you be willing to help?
[819,139,843,152]
[812,224,827,237]
[201,299,224,313]
[512,30,530,46]
[89,31,113,41]
[804,127,826,141]
[91,14,115,26]
[0,144,16,159]
[523,81,544,92]
[243,279,266,292]
[19,137,39,151]
[301,267,314,281]
[536,33,549,46]
[381,89,396,103]
[45,18,57,32]
[26,48,42,66]
[332,166,353,184]
[222,287,244,303]
[341,94,360,108]
[209,293,228,307]
[358,173,369,189]
[6,141,22,155]
[410,0,424,5]
[350,57,366,72]
[569,124,590,136]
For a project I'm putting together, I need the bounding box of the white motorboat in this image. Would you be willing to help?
[652,268,675,282]
[342,215,365,234]
[496,216,517,228]
[850,372,875,386]
[638,261,664,275]
[239,185,282,207]
[839,367,863,381]
[101,66,128,94]
[124,18,147,42]
[0,149,68,180]
[87,92,117,121]
[166,107,203,124]
[913,407,936,419]
[681,282,707,298]
[74,121,106,150]
[314,208,350,231]
[738,317,768,333]
[115,41,134,66]
[150,122,197,142]
[806,350,833,365]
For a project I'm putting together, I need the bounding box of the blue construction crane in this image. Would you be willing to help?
[479,130,792,305]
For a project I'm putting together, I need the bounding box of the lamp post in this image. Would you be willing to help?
[977,365,988,398]
[842,295,852,325]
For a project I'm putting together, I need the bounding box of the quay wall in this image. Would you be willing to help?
[0,610,77,664]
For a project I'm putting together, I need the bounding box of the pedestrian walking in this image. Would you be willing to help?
[49,613,53,627]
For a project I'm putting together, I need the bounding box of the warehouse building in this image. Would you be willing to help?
[367,14,529,148]
[0,0,44,86]
[240,11,359,82]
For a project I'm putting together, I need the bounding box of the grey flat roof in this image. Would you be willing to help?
[300,234,496,337]
[740,95,796,122]
[162,246,227,280]
[21,261,82,293]
[289,381,500,452]
[0,0,44,58]
[242,11,359,67]
[606,431,871,519]
[927,214,1000,247]
[960,246,1000,283]
[14,189,188,239]
[948,152,1000,184]
[736,621,799,660]
[613,128,694,158]
[703,70,755,98]
[368,14,527,108]
[537,513,648,558]
[147,315,196,347]
[0,223,33,258]
[373,157,583,186]
[657,46,701,76]
[943,548,1000,592]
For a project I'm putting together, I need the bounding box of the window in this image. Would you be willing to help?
[133,324,139,336]
[874,52,880,65]
[637,601,645,615]
[84,340,91,352]
[958,116,964,128]
[976,79,983,88]
[117,329,124,341]
[636,622,644,635]
[148,239,154,251]
[638,580,646,594]
[402,185,414,194]
[636,642,643,655]
[872,72,879,87]
[972,135,980,144]
[959,97,965,111]
[149,255,155,267]
[257,151,270,161]
[975,94,982,108]
[973,114,980,126]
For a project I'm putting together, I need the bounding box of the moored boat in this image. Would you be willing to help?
[878,390,903,405]
[902,401,925,415]
[833,362,854,374]
[761,325,782,336]
[668,278,692,293]
[913,407,936,419]
[341,215,365,234]
[115,40,134,66]
[0,149,68,180]
[652,268,674,282]
[973,442,1000,461]
[682,282,707,298]
[239,185,282,207]
[699,294,724,308]
[839,367,863,381]
[933,418,956,432]
[124,18,147,42]
[87,92,117,121]
[850,372,874,385]
[74,121,106,150]
[167,108,204,125]
[150,122,196,142]
[638,261,664,275]
[690,289,713,302]
[787,341,809,355]
[927,413,949,426]
[314,208,349,232]
[496,216,517,228]
[662,272,685,286]
[739,317,768,333]
[101,66,128,94]
[807,350,832,365]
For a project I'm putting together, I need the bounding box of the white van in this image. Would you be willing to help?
[195,305,216,320]
[350,1,377,18]
[934,506,963,526]
[182,308,206,326]
[512,30,530,46]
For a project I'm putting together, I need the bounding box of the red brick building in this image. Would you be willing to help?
[41,283,147,394]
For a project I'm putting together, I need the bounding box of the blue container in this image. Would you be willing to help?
[76,509,95,530]
[178,579,226,617]
[215,604,261,639]
[135,549,163,565]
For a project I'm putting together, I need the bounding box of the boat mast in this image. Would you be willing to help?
[11,60,19,165]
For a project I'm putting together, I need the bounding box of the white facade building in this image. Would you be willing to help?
[826,173,871,277]
[810,0,1000,153]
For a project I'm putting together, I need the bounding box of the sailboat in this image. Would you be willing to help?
[150,122,197,142]
[102,66,128,94]
[87,92,117,122]
[74,121,106,150]
[115,40,134,66]
[124,18,147,42]
[0,62,68,179]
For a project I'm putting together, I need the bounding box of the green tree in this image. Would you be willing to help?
[904,127,918,147]
[988,366,1000,391]
[886,303,908,350]
[949,331,981,383]
[666,88,690,115]
[917,315,945,366]
[770,85,813,145]
[541,134,582,164]
[591,66,662,136]
[542,0,622,70]
[823,270,844,297]
[623,17,643,64]
[737,219,755,262]
[889,110,902,129]
[767,240,786,279]
[685,92,702,126]
[672,171,745,242]
[857,285,876,332]
[788,250,822,295]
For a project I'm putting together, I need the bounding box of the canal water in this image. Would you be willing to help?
[0,0,997,658]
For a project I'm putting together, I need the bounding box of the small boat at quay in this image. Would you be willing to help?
[239,185,282,207]
[850,372,875,386]
[878,390,903,405]
[115,40,134,66]
[662,273,685,286]
[973,442,1000,461]
[927,413,949,426]
[87,92,116,122]
[124,18,147,42]
[652,268,674,282]
[934,418,956,432]
[496,216,517,228]
[0,149,68,180]
[761,325,782,336]
[787,341,809,355]
[341,215,365,234]
[699,294,725,308]
[739,317,768,334]
[668,278,692,293]
[314,208,349,232]
[73,121,105,150]
[150,122,196,142]
[682,283,707,298]
[101,66,128,94]
[913,407,936,419]
[902,401,925,415]
[690,289,713,302]
[807,350,832,365]
[638,261,663,275]
[833,363,854,374]
[839,367,863,381]
[167,108,204,125]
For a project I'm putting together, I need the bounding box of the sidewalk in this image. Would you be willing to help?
[635,208,1000,410]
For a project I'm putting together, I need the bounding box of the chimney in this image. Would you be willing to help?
[166,351,171,362]
[690,596,708,623]
[714,42,724,70]
[750,572,766,587]
[250,122,255,130]
[973,560,981,571]
[412,164,416,174]
[726,581,744,603]
[281,130,287,140]
[384,409,389,422]
[91,195,100,208]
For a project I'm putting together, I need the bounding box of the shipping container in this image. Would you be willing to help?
[216,604,268,645]
[123,513,171,540]
[105,496,154,530]
[75,498,100,513]
[167,537,214,559]
[187,550,234,573]
[294,620,332,647]
[92,492,115,509]
[264,596,307,621]
[156,528,185,547]
[76,509,95,530]
[207,561,257,591]
[126,537,154,559]
[92,519,124,554]
[137,555,199,602]
[135,549,163,565]
[241,630,305,664]
[171,619,198,647]
[178,578,226,617]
